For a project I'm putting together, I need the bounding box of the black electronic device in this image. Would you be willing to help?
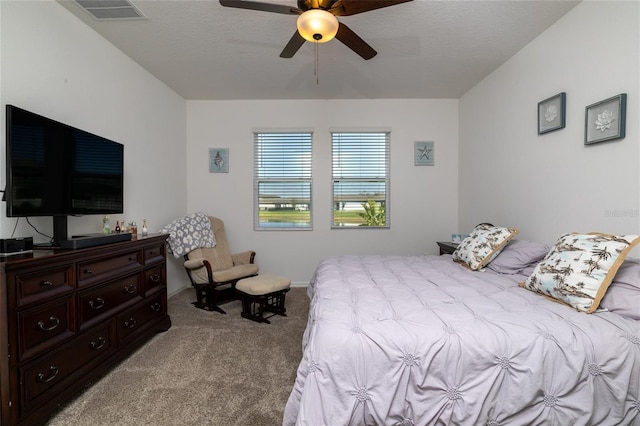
[59,232,131,249]
[0,236,34,256]
[5,105,124,247]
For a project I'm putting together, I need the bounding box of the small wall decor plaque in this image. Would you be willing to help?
[585,94,626,145]
[415,141,434,166]
[209,148,229,173]
[538,92,566,135]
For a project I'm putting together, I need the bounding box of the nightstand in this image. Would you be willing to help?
[437,241,459,255]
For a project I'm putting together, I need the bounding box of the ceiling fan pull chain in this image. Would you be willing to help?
[314,40,319,85]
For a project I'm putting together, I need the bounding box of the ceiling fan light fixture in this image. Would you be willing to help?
[296,10,339,43]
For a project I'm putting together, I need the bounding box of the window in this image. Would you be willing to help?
[254,132,312,230]
[332,131,390,228]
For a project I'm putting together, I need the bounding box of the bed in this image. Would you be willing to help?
[283,228,640,426]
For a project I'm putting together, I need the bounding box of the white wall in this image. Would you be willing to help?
[7,0,634,294]
[186,99,459,284]
[0,0,188,294]
[459,1,640,253]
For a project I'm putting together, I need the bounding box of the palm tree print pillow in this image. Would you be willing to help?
[452,224,519,271]
[521,233,640,313]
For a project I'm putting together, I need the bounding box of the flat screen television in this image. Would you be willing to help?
[5,104,124,246]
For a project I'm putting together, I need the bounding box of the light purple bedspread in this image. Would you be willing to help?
[283,255,640,426]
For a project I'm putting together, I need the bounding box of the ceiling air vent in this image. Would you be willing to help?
[75,0,146,20]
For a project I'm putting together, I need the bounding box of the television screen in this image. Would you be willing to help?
[6,105,124,218]
[70,128,123,214]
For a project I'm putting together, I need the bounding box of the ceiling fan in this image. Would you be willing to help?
[219,0,413,60]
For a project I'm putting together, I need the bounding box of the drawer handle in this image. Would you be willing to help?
[148,251,156,256]
[36,365,59,383]
[89,298,105,310]
[150,302,161,312]
[90,336,106,350]
[123,283,137,294]
[37,316,60,331]
[149,273,161,283]
[124,318,136,329]
[84,268,94,275]
[40,280,54,287]
[129,256,137,262]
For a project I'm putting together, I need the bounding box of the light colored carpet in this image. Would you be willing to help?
[46,287,309,426]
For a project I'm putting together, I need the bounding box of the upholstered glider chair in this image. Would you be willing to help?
[183,216,258,314]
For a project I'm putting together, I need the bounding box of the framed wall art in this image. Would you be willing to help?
[585,93,627,145]
[538,92,566,134]
[209,148,229,173]
[415,141,434,166]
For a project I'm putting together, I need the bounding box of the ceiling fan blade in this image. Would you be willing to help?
[329,0,412,16]
[219,0,302,15]
[280,31,306,58]
[335,22,376,60]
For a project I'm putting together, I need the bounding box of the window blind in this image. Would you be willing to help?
[254,132,312,230]
[332,132,390,228]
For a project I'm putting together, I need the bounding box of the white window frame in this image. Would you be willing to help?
[253,131,313,230]
[331,131,390,229]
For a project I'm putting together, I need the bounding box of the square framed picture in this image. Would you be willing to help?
[414,141,434,166]
[585,93,627,145]
[209,148,229,173]
[538,92,566,134]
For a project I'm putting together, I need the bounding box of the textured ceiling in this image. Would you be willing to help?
[57,0,581,100]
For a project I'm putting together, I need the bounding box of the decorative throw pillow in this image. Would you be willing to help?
[487,239,550,274]
[452,224,519,271]
[520,233,640,313]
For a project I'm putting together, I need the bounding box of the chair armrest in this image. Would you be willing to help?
[184,257,214,284]
[232,250,256,265]
[184,258,206,270]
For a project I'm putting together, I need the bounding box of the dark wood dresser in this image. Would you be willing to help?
[0,234,172,425]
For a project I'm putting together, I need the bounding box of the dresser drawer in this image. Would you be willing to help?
[144,265,164,295]
[78,274,143,330]
[20,320,116,411]
[77,250,141,286]
[117,293,165,343]
[18,296,76,361]
[15,264,75,307]
[144,243,165,265]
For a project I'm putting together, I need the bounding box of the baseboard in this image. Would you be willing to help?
[168,285,190,298]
